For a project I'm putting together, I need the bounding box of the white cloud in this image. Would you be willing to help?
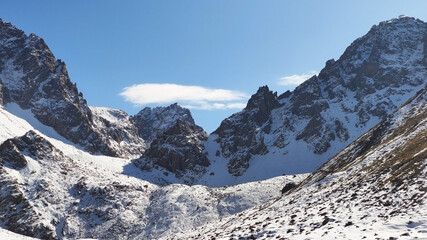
[278,71,318,86]
[119,83,248,110]
[182,101,247,110]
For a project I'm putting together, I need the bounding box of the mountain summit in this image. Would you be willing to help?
[133,103,195,143]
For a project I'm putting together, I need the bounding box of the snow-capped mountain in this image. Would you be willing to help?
[0,15,426,240]
[0,18,145,158]
[142,16,427,186]
[208,15,427,180]
[167,78,427,240]
[2,15,425,185]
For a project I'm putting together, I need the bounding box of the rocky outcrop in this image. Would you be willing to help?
[0,167,56,239]
[136,120,209,178]
[213,86,278,176]
[244,86,281,124]
[0,131,66,169]
[0,131,70,239]
[0,130,149,240]
[90,107,146,158]
[133,103,195,143]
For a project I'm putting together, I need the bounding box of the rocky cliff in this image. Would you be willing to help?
[135,119,209,184]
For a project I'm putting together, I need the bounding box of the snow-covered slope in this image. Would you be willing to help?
[0,106,306,239]
[207,16,427,182]
[166,84,427,240]
[0,106,151,239]
[137,174,307,239]
[0,228,38,240]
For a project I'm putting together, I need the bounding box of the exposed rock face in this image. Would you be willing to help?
[209,16,427,177]
[0,79,3,106]
[0,166,56,240]
[133,103,195,143]
[213,86,279,176]
[136,120,209,179]
[281,182,296,194]
[245,86,281,124]
[0,131,70,239]
[90,107,146,158]
[0,130,54,169]
[0,18,143,158]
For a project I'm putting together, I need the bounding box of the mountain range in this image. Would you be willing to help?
[0,15,426,239]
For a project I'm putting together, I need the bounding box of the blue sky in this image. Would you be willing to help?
[1,1,426,133]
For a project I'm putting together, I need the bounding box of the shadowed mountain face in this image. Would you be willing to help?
[134,119,209,183]
[213,86,279,176]
[210,16,427,177]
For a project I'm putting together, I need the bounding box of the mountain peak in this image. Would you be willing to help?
[0,18,25,40]
[0,19,145,158]
[379,14,424,25]
[245,85,280,123]
[133,103,195,143]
